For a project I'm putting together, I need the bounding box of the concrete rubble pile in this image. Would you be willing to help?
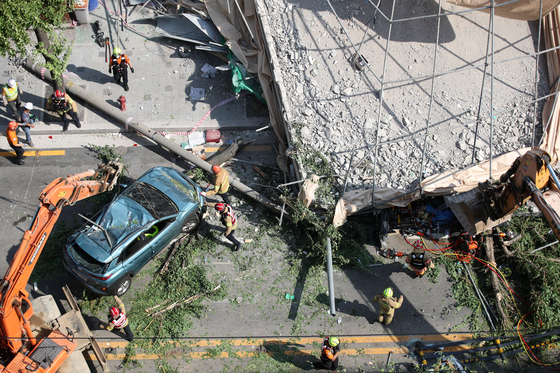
[256,0,558,209]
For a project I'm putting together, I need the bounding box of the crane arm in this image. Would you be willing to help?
[0,162,123,356]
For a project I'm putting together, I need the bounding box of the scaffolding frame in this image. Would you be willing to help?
[323,0,551,210]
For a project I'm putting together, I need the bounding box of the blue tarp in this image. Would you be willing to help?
[425,204,455,224]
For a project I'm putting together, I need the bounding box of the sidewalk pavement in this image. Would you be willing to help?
[0,1,269,151]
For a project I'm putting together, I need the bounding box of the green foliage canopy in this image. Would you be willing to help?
[0,0,73,84]
[0,0,67,57]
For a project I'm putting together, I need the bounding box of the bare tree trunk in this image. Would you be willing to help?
[33,28,65,92]
[484,235,510,328]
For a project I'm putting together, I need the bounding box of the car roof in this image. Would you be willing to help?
[73,167,199,262]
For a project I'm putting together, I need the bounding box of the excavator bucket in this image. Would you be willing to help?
[95,161,124,192]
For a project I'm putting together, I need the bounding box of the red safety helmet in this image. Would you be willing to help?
[7,121,18,130]
[110,306,120,318]
[413,241,423,250]
[212,165,221,174]
[215,203,226,212]
[53,90,65,99]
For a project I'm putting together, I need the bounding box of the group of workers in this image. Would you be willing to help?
[311,241,436,370]
[2,47,134,164]
[201,165,243,251]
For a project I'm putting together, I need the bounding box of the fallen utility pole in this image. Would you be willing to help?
[26,61,286,218]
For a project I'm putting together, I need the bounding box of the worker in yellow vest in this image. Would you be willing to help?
[2,78,23,122]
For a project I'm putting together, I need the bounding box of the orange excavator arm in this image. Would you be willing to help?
[472,148,560,240]
[0,162,123,371]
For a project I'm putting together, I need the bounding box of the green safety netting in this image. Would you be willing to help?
[228,52,266,105]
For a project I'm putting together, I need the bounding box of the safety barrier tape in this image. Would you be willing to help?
[125,117,133,131]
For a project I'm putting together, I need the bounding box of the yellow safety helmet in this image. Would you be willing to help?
[113,47,121,55]
[328,337,339,347]
[383,287,393,298]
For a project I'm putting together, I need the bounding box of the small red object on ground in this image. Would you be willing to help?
[206,129,221,143]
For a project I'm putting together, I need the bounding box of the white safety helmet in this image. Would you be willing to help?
[24,102,33,110]
[7,78,16,87]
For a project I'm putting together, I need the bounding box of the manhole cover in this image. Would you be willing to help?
[115,146,127,156]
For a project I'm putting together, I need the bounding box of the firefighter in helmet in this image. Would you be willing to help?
[200,165,231,205]
[46,90,81,131]
[211,202,243,251]
[405,240,435,277]
[373,287,404,325]
[105,295,134,341]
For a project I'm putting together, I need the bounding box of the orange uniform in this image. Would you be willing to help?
[6,128,19,146]
[6,126,24,164]
[108,53,132,70]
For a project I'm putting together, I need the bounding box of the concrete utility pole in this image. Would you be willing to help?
[26,61,285,217]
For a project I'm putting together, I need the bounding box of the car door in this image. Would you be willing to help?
[149,216,181,258]
[119,231,155,275]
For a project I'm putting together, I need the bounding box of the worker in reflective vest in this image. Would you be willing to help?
[313,336,341,370]
[2,78,23,122]
[373,287,403,325]
[109,47,134,91]
[106,295,134,341]
[207,202,243,251]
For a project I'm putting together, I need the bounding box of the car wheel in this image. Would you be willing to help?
[181,217,199,233]
[113,277,132,296]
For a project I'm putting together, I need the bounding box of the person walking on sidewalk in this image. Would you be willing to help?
[105,295,134,342]
[47,90,81,131]
[19,102,37,147]
[208,202,243,251]
[2,78,23,122]
[200,165,231,205]
[373,287,403,325]
[109,47,134,91]
[6,121,26,165]
[313,336,341,370]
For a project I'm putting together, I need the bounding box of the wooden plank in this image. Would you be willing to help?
[253,165,269,180]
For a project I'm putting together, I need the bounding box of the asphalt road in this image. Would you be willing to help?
[0,144,549,373]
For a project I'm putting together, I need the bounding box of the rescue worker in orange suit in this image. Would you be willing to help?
[109,47,134,91]
[373,287,403,325]
[105,295,134,342]
[405,240,435,278]
[313,336,340,370]
[200,165,231,205]
[6,121,26,165]
[47,90,81,131]
[207,202,243,251]
[2,78,23,122]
